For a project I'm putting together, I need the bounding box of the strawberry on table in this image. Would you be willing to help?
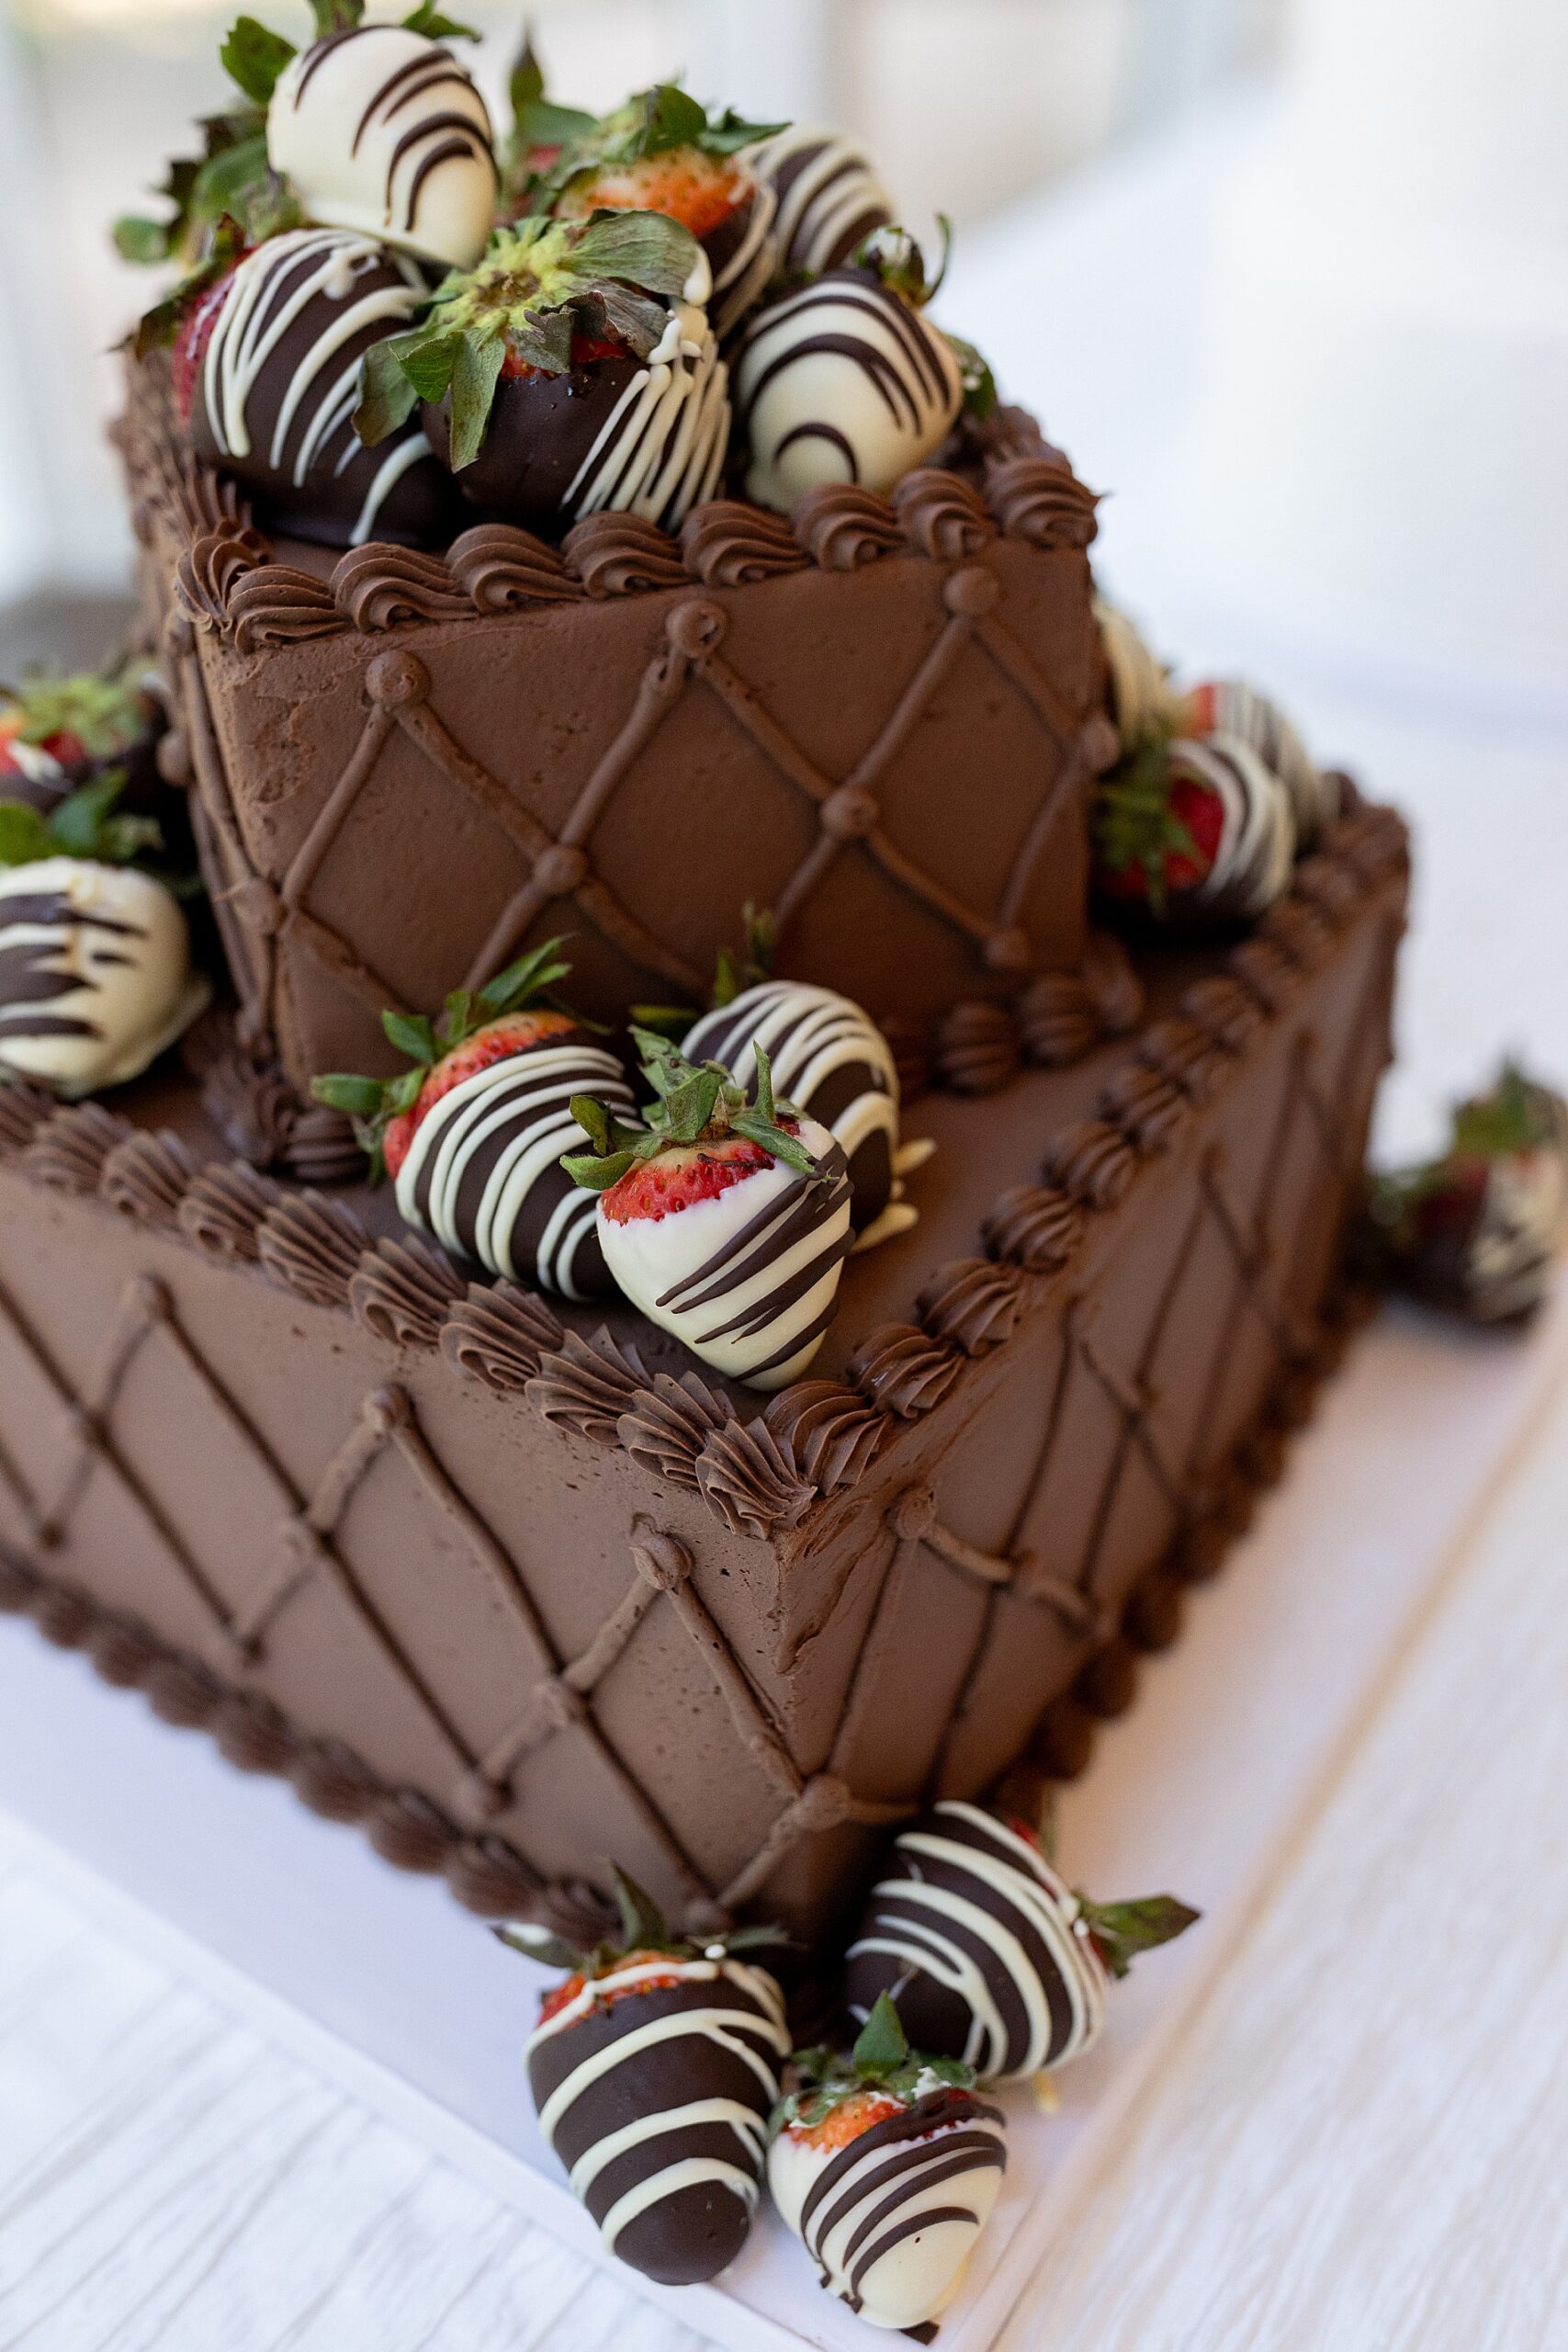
[561,1028,854,1390]
[502,1867,789,2287]
[312,940,637,1299]
[844,1799,1199,2085]
[1359,1059,1568,1325]
[766,1994,1008,2334]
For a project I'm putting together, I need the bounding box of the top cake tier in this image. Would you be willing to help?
[127,370,1114,1097]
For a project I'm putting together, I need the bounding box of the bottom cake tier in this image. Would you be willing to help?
[0,800,1406,1954]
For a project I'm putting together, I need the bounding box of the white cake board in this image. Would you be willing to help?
[1,1284,1564,2352]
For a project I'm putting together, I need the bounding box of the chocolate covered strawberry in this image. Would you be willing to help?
[355,209,729,532]
[767,1994,1008,2334]
[1182,677,1339,846]
[1359,1060,1568,1325]
[502,1867,789,2287]
[312,940,637,1298]
[562,1030,853,1389]
[1094,729,1295,923]
[0,667,161,816]
[509,77,784,338]
[845,1799,1199,2085]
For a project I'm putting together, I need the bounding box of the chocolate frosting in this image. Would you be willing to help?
[918,1258,1026,1356]
[350,1234,465,1349]
[446,524,581,611]
[563,513,691,598]
[1015,973,1098,1069]
[226,565,343,653]
[935,1001,1020,1096]
[791,484,904,571]
[527,1327,649,1447]
[20,1102,130,1194]
[618,1371,738,1490]
[256,1190,369,1306]
[177,1161,279,1261]
[0,1080,53,1155]
[1138,1015,1226,1102]
[846,1322,963,1418]
[1100,1064,1190,1155]
[680,502,809,587]
[100,1129,196,1228]
[764,1380,887,1495]
[982,1184,1082,1272]
[1179,975,1264,1056]
[331,544,470,632]
[693,1416,813,1539]
[440,1279,565,1394]
[987,457,1100,550]
[893,469,996,560]
[1042,1119,1139,1212]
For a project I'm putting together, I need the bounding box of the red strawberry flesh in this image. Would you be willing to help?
[560,150,746,242]
[601,1131,787,1225]
[383,1009,579,1180]
[537,1948,685,2026]
[173,264,243,424]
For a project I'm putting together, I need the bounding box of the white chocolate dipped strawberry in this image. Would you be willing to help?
[767,1994,1007,2334]
[562,1030,852,1391]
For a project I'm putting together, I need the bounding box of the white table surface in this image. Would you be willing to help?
[3,87,1567,2352]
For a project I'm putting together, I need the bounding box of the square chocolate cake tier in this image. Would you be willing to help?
[0,796,1405,1949]
[120,365,1122,1100]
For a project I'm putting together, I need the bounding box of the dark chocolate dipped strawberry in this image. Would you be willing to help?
[734,223,983,512]
[508,76,785,339]
[164,221,454,548]
[1358,1060,1568,1326]
[355,209,729,532]
[843,1799,1198,2086]
[502,1868,789,2288]
[767,1993,1008,2334]
[0,666,163,818]
[1094,728,1295,923]
[561,1028,853,1389]
[312,939,636,1298]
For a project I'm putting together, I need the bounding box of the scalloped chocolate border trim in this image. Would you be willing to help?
[0,796,1409,1556]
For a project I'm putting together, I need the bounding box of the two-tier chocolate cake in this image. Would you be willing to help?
[0,9,1410,2321]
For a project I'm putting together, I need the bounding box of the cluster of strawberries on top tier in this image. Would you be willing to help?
[502,1804,1197,2328]
[116,1,991,547]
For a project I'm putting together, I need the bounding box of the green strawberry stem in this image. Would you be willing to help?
[310,936,575,1171]
[1093,731,1199,914]
[771,1992,976,2136]
[1364,1058,1563,1245]
[561,1034,823,1193]
[1077,1893,1200,1980]
[492,1862,783,1977]
[3,665,149,760]
[0,773,164,873]
[355,211,701,468]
